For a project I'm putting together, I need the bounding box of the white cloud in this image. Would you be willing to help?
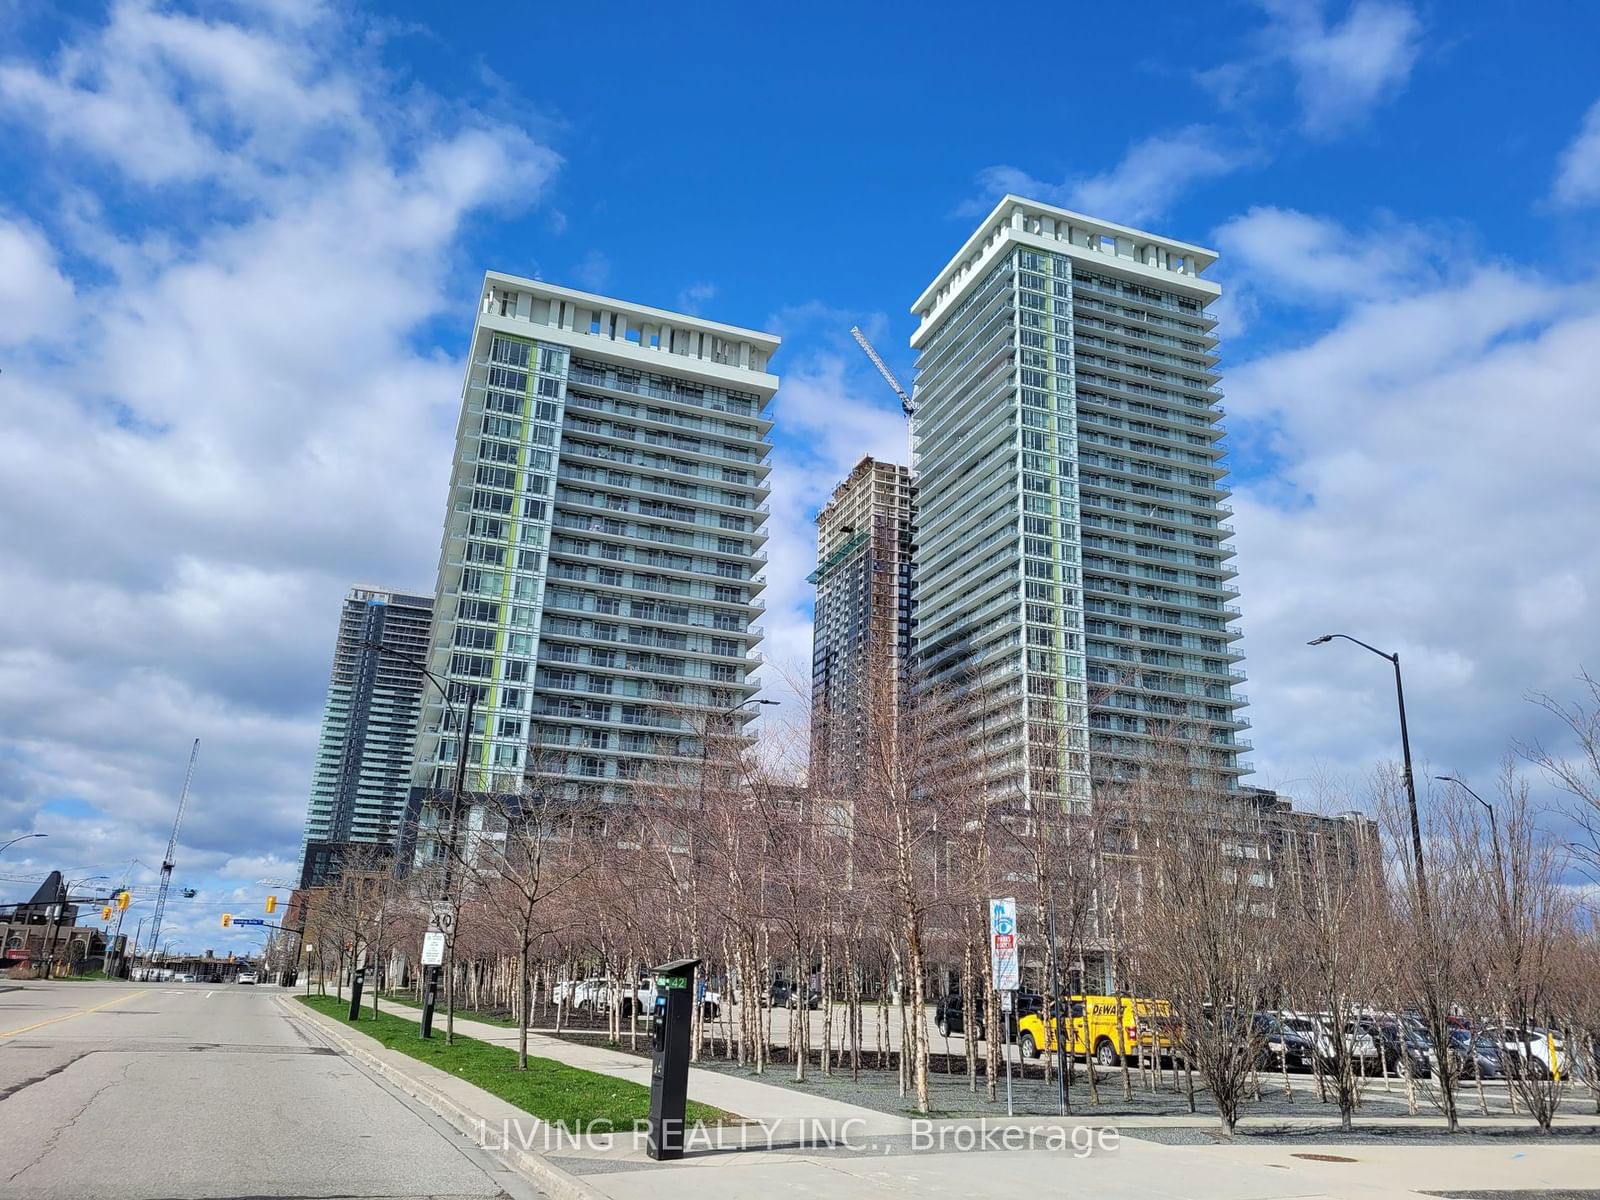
[1214,205,1443,301]
[1222,214,1600,803]
[1205,1,1423,139]
[0,217,74,343]
[1553,98,1600,208]
[969,127,1251,227]
[0,1,559,937]
[677,281,717,315]
[573,248,611,291]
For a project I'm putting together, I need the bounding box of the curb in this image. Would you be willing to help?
[280,995,607,1200]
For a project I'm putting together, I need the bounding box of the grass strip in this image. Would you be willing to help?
[374,990,518,1027]
[297,994,730,1129]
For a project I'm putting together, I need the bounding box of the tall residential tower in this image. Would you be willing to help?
[299,586,434,887]
[808,455,915,789]
[410,276,777,813]
[910,197,1247,807]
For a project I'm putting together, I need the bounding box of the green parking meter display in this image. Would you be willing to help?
[646,957,700,1161]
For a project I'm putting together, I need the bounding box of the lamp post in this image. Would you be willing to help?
[698,698,779,804]
[0,833,46,856]
[1437,773,1513,954]
[1308,633,1428,916]
[44,874,107,979]
[364,640,474,1040]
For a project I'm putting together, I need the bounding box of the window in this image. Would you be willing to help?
[500,687,524,709]
[490,336,530,368]
[476,438,515,464]
[449,653,492,677]
[504,660,529,682]
[497,291,519,317]
[455,626,495,650]
[457,598,499,623]
[497,716,523,737]
[516,549,543,571]
[472,489,512,514]
[488,366,526,393]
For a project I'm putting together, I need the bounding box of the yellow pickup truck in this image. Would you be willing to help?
[1015,994,1173,1066]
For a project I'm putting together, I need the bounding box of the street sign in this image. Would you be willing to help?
[989,897,1019,992]
[232,918,265,926]
[421,930,446,966]
[428,901,456,935]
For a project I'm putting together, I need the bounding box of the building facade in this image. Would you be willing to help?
[909,196,1247,808]
[410,276,777,814]
[298,586,434,887]
[808,456,915,789]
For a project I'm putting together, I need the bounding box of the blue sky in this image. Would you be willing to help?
[2,0,1599,953]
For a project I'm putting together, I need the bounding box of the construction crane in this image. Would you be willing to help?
[849,326,914,417]
[144,739,198,963]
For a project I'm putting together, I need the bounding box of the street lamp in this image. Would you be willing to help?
[1437,774,1510,927]
[699,699,778,795]
[0,833,46,856]
[1308,633,1428,913]
[44,874,107,979]
[365,639,475,1040]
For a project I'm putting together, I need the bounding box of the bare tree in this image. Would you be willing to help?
[1131,764,1280,1135]
[457,783,602,1067]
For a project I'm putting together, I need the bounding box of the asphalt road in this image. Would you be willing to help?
[0,980,544,1200]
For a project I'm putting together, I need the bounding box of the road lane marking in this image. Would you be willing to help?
[0,990,141,1038]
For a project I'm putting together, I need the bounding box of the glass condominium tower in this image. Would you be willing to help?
[411,274,778,810]
[910,196,1247,807]
[300,586,434,886]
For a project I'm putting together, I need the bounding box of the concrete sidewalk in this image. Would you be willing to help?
[368,992,909,1134]
[287,995,1600,1200]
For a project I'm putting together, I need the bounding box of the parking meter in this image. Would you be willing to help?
[348,965,366,1021]
[646,957,700,1161]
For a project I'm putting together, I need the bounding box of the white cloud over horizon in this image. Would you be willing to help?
[967,127,1255,229]
[1553,97,1600,209]
[1220,208,1600,814]
[1204,0,1424,138]
[0,0,558,953]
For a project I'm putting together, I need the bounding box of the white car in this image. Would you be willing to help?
[1483,1026,1565,1079]
[176,972,197,983]
[236,971,259,985]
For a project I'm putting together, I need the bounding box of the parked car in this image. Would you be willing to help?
[175,972,197,983]
[1481,1025,1565,1079]
[766,979,821,1010]
[555,977,610,1010]
[1017,994,1173,1066]
[1370,1020,1435,1078]
[1447,1028,1505,1080]
[934,991,1043,1039]
[236,971,258,985]
[1251,1013,1315,1071]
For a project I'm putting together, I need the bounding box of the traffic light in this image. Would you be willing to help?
[265,895,277,914]
[116,891,130,910]
[102,905,113,921]
[221,913,232,928]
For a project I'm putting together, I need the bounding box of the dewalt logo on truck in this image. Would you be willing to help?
[1015,995,1173,1066]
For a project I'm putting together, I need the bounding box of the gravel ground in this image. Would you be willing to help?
[547,1026,1599,1138]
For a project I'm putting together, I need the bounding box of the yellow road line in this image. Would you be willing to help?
[0,990,142,1038]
